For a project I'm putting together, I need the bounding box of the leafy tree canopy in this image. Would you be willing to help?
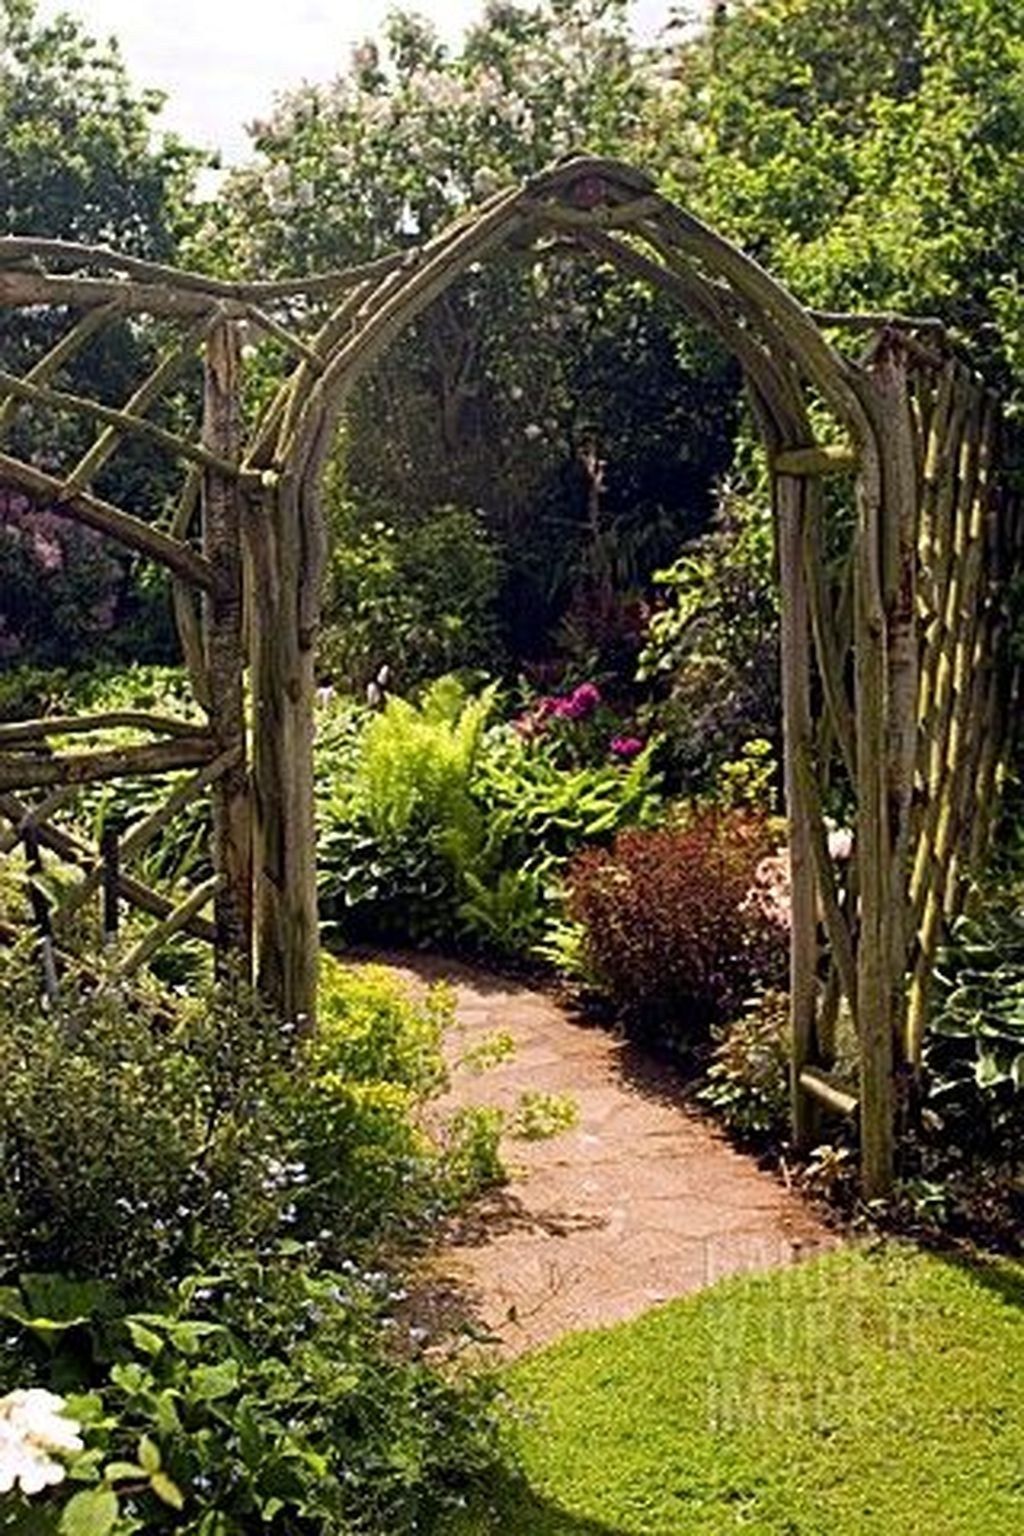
[209,1,738,669]
[659,0,1024,391]
[1,0,203,253]
[214,0,652,271]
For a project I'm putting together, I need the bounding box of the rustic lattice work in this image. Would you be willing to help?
[0,158,1018,1192]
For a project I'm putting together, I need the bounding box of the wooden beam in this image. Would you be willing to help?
[777,471,820,1152]
[0,712,200,747]
[0,735,217,790]
[0,235,413,304]
[61,313,217,495]
[0,792,216,943]
[0,302,123,436]
[118,876,223,976]
[0,452,215,589]
[202,322,252,979]
[774,444,857,477]
[799,1067,859,1119]
[0,367,241,478]
[853,430,897,1199]
[55,745,241,921]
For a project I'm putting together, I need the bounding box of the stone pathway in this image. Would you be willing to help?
[373,952,836,1356]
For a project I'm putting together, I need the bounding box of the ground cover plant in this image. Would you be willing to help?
[443,1243,1024,1536]
[0,945,507,1534]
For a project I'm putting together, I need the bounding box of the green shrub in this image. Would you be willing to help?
[0,950,288,1286]
[0,944,508,1285]
[700,989,791,1139]
[317,678,492,946]
[0,1251,502,1535]
[566,809,787,1044]
[457,721,663,957]
[0,666,212,942]
[320,502,505,692]
[926,890,1024,1160]
[908,874,1024,1247]
[279,958,504,1244]
[0,495,125,669]
[315,674,663,959]
[476,724,662,867]
[637,484,780,794]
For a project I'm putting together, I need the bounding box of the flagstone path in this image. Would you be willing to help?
[369,952,837,1357]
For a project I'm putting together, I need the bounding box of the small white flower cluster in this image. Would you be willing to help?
[0,1389,83,1497]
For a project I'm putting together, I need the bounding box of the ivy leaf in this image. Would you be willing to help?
[975,1050,1007,1089]
[103,1460,146,1483]
[125,1319,164,1357]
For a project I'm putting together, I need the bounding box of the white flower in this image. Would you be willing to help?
[0,1390,83,1497]
[471,164,503,200]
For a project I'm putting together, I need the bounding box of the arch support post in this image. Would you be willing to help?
[245,465,320,1028]
[202,321,252,982]
[853,443,896,1199]
[777,470,819,1152]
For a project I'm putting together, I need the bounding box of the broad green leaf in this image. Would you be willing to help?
[975,1051,1007,1089]
[137,1436,161,1474]
[154,1390,182,1437]
[21,1274,112,1323]
[103,1461,146,1483]
[58,1487,118,1536]
[188,1359,240,1401]
[149,1471,185,1511]
[125,1320,163,1357]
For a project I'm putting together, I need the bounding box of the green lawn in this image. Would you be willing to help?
[443,1244,1024,1536]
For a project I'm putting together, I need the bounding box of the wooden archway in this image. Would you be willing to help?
[0,157,1017,1193]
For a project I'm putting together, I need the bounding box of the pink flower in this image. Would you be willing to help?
[569,682,601,717]
[610,735,644,760]
[31,530,63,572]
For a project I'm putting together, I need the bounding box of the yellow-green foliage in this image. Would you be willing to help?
[286,958,504,1242]
[352,676,495,843]
[313,957,452,1095]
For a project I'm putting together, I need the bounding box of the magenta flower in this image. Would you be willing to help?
[569,682,601,716]
[610,735,644,760]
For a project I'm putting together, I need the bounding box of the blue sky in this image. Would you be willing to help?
[38,1,679,164]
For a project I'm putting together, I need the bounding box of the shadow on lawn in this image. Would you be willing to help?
[935,1247,1024,1311]
[449,1473,641,1536]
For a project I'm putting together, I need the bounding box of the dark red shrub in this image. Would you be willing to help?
[567,810,787,1043]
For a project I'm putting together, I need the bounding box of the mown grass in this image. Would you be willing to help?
[441,1243,1024,1536]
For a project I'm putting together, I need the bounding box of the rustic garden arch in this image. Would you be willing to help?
[0,157,1018,1195]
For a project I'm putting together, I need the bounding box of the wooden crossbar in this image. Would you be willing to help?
[0,735,218,791]
[799,1067,859,1119]
[0,792,217,944]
